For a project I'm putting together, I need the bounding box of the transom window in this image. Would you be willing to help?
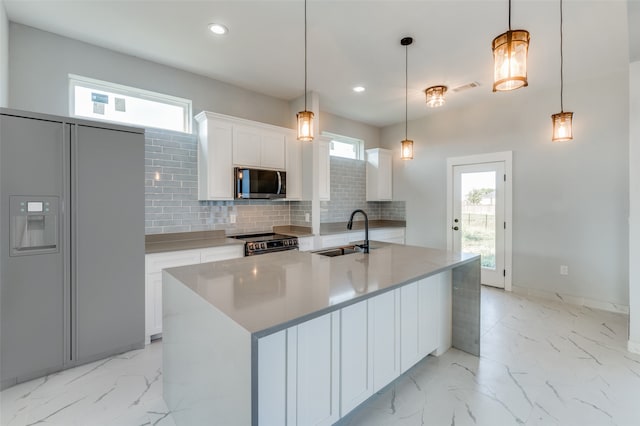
[323,132,364,160]
[69,74,192,133]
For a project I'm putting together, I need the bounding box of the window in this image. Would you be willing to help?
[69,74,192,133]
[323,132,364,160]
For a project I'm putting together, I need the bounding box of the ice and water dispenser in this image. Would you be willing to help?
[10,196,59,256]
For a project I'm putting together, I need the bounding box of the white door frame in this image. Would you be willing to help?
[446,151,513,291]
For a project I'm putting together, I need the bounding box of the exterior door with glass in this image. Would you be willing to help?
[452,162,506,288]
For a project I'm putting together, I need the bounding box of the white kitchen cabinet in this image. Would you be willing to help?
[195,112,234,200]
[145,272,163,343]
[319,228,404,249]
[400,278,441,373]
[232,125,262,167]
[366,148,393,201]
[369,228,406,244]
[258,330,287,426]
[340,300,374,416]
[418,276,440,358]
[145,249,201,342]
[297,236,314,252]
[200,245,244,263]
[253,272,449,425]
[370,289,401,392]
[287,311,340,426]
[233,125,286,170]
[319,233,350,249]
[400,282,420,373]
[286,133,303,200]
[317,138,331,201]
[144,245,243,343]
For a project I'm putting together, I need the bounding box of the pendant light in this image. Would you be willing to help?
[492,0,530,92]
[400,37,414,160]
[551,0,573,142]
[296,0,314,141]
[425,85,447,108]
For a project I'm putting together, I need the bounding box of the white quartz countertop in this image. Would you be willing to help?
[164,243,479,337]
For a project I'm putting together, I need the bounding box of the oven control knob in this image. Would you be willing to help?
[261,243,267,249]
[248,243,254,250]
[284,240,288,246]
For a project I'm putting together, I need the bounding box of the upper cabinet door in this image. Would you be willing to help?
[196,113,234,200]
[233,125,286,170]
[261,131,286,170]
[285,133,303,200]
[233,125,262,167]
[366,148,393,201]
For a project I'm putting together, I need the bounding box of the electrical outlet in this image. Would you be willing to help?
[560,265,569,276]
[230,214,236,224]
[305,213,310,222]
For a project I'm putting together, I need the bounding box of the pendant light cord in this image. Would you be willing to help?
[405,42,408,140]
[304,0,308,111]
[560,0,564,112]
[508,0,512,30]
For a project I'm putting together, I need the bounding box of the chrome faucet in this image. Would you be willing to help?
[347,209,369,253]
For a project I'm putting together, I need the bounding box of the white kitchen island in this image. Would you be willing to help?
[162,243,480,426]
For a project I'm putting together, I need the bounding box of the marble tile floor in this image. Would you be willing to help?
[2,287,640,426]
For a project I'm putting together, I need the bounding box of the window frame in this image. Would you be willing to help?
[322,131,364,161]
[68,74,193,133]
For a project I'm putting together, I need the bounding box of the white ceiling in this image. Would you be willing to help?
[3,0,631,127]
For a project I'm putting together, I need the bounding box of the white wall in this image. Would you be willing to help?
[630,60,640,351]
[382,73,629,308]
[8,24,291,128]
[0,0,8,107]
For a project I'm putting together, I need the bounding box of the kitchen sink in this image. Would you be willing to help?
[312,245,370,257]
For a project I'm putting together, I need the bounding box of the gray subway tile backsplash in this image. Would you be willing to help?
[144,130,403,235]
[320,157,406,223]
[145,129,300,235]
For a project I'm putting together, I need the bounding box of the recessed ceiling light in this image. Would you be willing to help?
[208,23,228,35]
[353,86,365,93]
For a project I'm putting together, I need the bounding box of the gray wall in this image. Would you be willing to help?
[0,0,8,107]
[630,60,640,347]
[8,24,291,128]
[629,0,640,62]
[320,156,405,223]
[382,72,629,307]
[320,111,381,150]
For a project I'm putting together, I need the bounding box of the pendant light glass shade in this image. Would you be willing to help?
[425,85,447,108]
[296,110,314,141]
[297,0,314,141]
[551,0,573,142]
[401,139,414,160]
[551,111,573,142]
[400,37,414,160]
[492,29,530,92]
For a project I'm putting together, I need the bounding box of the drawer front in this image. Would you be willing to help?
[200,245,244,263]
[145,249,202,274]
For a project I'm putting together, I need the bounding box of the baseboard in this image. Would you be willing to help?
[628,340,640,355]
[511,285,629,315]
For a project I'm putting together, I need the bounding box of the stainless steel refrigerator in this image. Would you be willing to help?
[1,108,145,390]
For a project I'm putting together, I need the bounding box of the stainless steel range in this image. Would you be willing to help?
[232,233,299,256]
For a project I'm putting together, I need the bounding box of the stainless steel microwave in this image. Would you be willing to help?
[235,168,286,199]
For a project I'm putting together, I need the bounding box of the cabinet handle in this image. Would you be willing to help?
[452,226,459,231]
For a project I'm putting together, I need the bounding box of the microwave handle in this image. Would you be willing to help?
[277,171,282,195]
